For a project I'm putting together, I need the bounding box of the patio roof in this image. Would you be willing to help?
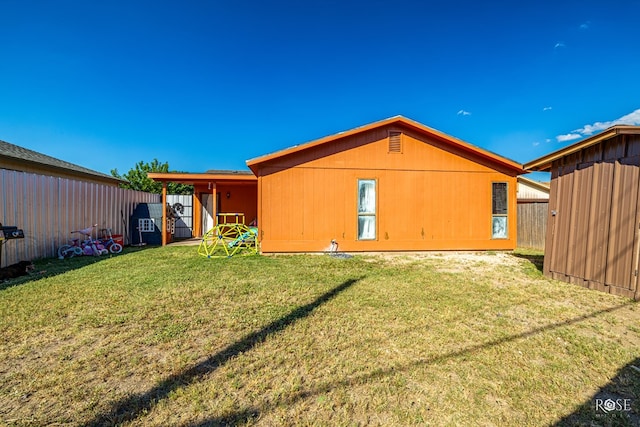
[147,170,257,185]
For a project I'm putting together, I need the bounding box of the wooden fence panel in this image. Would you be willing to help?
[1,168,160,266]
[517,201,548,250]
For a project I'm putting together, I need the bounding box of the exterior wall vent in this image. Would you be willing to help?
[389,131,402,153]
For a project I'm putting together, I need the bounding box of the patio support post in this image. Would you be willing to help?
[161,182,167,246]
[193,193,202,237]
[211,182,217,228]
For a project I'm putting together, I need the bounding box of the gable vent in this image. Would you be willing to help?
[388,131,402,153]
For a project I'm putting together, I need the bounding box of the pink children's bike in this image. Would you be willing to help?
[57,224,115,259]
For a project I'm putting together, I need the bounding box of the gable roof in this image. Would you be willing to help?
[517,176,550,192]
[0,139,122,184]
[246,115,523,174]
[524,125,640,171]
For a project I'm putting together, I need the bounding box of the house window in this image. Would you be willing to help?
[492,182,508,239]
[358,179,376,240]
[388,131,402,153]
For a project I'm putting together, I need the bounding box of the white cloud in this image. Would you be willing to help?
[533,141,540,146]
[580,21,590,30]
[557,133,582,142]
[543,106,553,111]
[575,109,640,135]
[555,108,640,142]
[457,110,471,116]
[545,139,552,143]
[554,42,566,49]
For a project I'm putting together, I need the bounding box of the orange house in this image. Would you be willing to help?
[247,116,523,253]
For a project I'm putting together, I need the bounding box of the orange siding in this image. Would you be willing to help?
[215,184,258,224]
[257,124,518,252]
[192,182,257,233]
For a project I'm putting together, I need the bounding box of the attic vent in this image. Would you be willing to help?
[388,131,402,153]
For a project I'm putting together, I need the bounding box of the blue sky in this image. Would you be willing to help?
[2,0,640,179]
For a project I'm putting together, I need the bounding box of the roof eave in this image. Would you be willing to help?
[1,155,123,184]
[246,116,404,167]
[147,172,257,184]
[390,117,524,173]
[246,115,523,174]
[524,126,640,171]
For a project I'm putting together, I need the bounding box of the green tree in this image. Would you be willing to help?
[111,159,193,195]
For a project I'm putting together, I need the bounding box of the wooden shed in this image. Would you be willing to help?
[525,125,640,299]
[247,116,523,253]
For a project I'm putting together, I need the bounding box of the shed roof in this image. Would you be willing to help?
[246,115,523,174]
[0,139,122,183]
[524,125,640,171]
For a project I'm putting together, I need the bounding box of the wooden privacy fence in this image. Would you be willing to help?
[517,200,548,250]
[0,169,160,266]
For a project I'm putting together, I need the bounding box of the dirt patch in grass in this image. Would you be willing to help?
[372,251,520,271]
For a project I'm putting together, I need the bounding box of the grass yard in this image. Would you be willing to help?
[1,247,639,426]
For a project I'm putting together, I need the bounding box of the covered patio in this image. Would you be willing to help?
[148,170,257,245]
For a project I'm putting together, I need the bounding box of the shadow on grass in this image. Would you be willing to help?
[0,246,153,292]
[83,276,362,427]
[553,356,640,426]
[0,271,47,291]
[512,252,545,273]
[187,301,636,427]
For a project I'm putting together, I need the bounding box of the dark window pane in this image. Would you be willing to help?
[492,183,508,215]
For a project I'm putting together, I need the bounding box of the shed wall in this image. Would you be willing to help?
[545,134,640,299]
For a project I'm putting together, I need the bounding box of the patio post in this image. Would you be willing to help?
[210,182,217,228]
[161,181,167,246]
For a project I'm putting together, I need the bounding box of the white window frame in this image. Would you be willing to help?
[138,218,156,233]
[357,179,377,240]
[491,182,508,239]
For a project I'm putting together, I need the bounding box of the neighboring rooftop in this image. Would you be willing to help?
[0,139,122,184]
[525,125,640,171]
[517,176,550,190]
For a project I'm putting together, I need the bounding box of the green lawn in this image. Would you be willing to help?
[1,247,639,426]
